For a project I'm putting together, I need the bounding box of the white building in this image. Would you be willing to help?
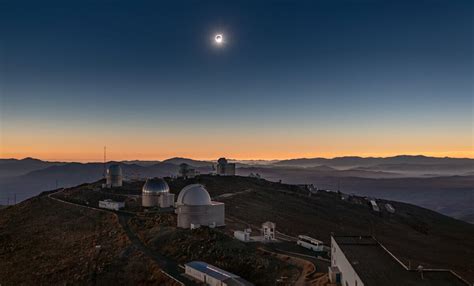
[297,235,326,252]
[329,235,469,286]
[106,164,123,188]
[385,203,396,213]
[262,221,276,240]
[142,178,175,208]
[185,261,253,286]
[99,199,124,211]
[234,229,251,242]
[175,184,225,229]
[369,200,380,212]
[216,157,236,176]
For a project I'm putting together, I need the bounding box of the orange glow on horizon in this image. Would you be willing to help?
[1,150,473,162]
[2,126,472,162]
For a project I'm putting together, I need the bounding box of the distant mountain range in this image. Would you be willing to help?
[0,155,472,222]
[274,154,473,166]
[0,157,65,178]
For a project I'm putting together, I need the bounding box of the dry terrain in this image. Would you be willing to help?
[168,175,474,283]
[0,191,179,285]
[1,175,473,285]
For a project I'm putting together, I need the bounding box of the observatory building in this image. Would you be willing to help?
[142,178,175,208]
[216,157,236,176]
[106,164,123,187]
[179,163,197,179]
[175,184,225,229]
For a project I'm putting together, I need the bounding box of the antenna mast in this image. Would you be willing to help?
[103,146,107,179]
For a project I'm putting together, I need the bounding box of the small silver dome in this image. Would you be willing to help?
[177,184,211,206]
[142,178,170,194]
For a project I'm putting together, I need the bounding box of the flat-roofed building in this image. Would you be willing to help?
[234,229,251,242]
[185,261,254,286]
[330,235,469,286]
[99,199,124,211]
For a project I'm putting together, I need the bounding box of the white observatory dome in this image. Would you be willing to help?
[177,184,212,206]
[142,178,170,194]
[108,164,122,176]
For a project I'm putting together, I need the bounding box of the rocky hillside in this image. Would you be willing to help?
[1,175,473,284]
[0,192,179,285]
[168,175,474,282]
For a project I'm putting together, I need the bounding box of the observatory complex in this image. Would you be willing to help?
[106,164,123,188]
[179,163,197,179]
[142,178,175,208]
[216,157,236,176]
[175,184,225,229]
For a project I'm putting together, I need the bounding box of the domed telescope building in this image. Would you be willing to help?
[106,164,123,188]
[142,178,175,208]
[216,157,236,176]
[175,184,225,229]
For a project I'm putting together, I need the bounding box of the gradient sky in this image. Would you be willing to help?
[0,0,472,162]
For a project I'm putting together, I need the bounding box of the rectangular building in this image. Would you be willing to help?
[159,192,175,208]
[234,230,250,242]
[98,199,124,211]
[216,163,236,176]
[330,235,469,286]
[185,261,254,286]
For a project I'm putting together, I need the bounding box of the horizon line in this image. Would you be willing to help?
[2,153,474,163]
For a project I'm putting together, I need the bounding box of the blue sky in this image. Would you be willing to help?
[0,0,472,161]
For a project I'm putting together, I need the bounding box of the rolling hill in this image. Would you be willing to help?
[1,175,473,284]
[1,156,472,223]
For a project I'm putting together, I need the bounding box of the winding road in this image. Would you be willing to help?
[47,189,195,286]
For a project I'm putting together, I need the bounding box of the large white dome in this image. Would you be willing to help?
[142,178,169,194]
[177,184,211,206]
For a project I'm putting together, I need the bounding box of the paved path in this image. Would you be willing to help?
[47,189,194,286]
[117,213,196,285]
[213,189,253,200]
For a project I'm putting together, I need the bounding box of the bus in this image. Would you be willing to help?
[297,235,326,252]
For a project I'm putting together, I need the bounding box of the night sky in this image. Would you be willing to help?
[0,0,472,161]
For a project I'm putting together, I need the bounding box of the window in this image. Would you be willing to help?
[355,281,358,286]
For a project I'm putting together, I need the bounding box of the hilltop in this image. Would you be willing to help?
[1,174,472,285]
[1,156,473,222]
